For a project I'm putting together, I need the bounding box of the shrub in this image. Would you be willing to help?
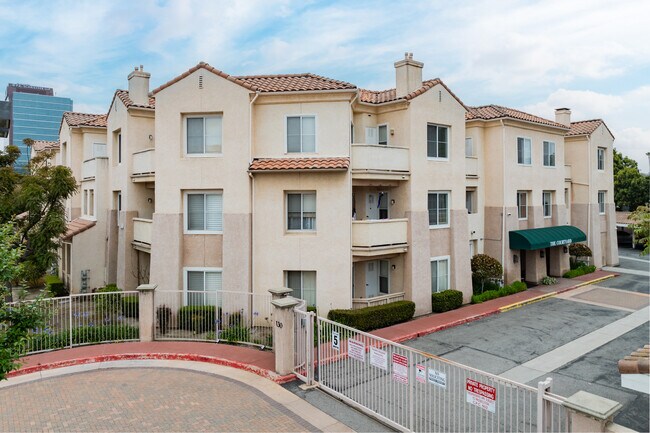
[29,324,139,351]
[471,254,503,293]
[569,243,592,258]
[471,281,527,304]
[94,285,123,317]
[570,260,587,270]
[327,301,415,332]
[121,296,139,318]
[157,305,172,334]
[220,326,251,343]
[540,276,557,285]
[177,305,218,333]
[563,265,596,278]
[431,290,463,313]
[44,275,67,297]
[472,278,501,295]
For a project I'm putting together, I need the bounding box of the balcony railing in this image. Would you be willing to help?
[564,164,572,180]
[351,144,409,179]
[133,218,152,246]
[132,148,155,179]
[352,292,406,309]
[81,158,97,179]
[466,156,479,177]
[352,218,408,255]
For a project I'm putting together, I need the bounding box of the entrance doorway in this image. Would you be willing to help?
[520,250,527,281]
[365,260,389,298]
[366,192,389,220]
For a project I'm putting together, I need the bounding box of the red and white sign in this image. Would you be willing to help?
[416,364,426,383]
[466,379,496,413]
[392,353,409,384]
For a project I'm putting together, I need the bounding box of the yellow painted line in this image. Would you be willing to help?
[570,274,616,289]
[499,292,557,312]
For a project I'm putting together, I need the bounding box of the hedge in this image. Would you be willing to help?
[121,296,139,318]
[563,265,596,278]
[177,305,219,332]
[431,290,463,313]
[471,281,527,304]
[327,301,415,332]
[44,275,67,297]
[29,324,139,351]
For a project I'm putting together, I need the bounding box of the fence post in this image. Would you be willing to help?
[270,296,300,375]
[563,391,622,432]
[68,294,73,348]
[136,284,157,342]
[268,287,293,301]
[537,377,553,433]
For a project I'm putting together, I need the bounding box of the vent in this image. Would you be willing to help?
[199,75,203,89]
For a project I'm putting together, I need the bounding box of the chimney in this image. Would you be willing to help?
[394,52,423,97]
[555,108,571,127]
[127,65,151,106]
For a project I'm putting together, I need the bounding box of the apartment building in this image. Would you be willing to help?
[56,54,617,317]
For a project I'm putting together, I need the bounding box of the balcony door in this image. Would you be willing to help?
[365,260,389,298]
[366,192,389,220]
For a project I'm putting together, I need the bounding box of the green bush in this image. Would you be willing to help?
[29,324,139,351]
[121,296,139,318]
[44,275,67,297]
[431,290,463,313]
[472,278,500,295]
[540,276,557,285]
[177,305,219,332]
[327,301,415,332]
[220,326,251,343]
[570,260,587,270]
[569,243,592,258]
[94,285,123,317]
[471,281,527,304]
[563,265,596,278]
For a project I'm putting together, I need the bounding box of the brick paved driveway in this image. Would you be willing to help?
[0,368,318,432]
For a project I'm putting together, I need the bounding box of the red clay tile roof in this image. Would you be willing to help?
[359,78,467,109]
[466,105,569,129]
[31,139,59,152]
[62,218,96,241]
[567,119,604,136]
[249,157,350,172]
[616,211,634,226]
[115,89,155,109]
[62,112,107,128]
[618,344,649,374]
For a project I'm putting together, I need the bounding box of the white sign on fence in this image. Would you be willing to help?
[370,346,388,371]
[416,364,426,383]
[332,331,340,351]
[427,368,447,389]
[348,338,366,362]
[466,378,496,413]
[392,353,409,384]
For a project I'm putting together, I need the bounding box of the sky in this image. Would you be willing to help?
[1,0,648,172]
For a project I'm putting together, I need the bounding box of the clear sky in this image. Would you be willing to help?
[2,0,648,171]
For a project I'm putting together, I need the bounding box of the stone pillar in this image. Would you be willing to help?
[549,246,570,277]
[525,249,546,283]
[136,284,157,342]
[270,296,300,375]
[564,391,622,433]
[268,287,293,302]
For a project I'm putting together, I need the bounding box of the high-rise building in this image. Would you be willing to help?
[5,83,72,169]
[0,100,10,149]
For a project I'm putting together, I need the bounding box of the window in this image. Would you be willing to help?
[379,260,389,294]
[597,147,605,170]
[465,137,474,157]
[466,189,476,214]
[83,190,88,215]
[118,133,122,163]
[93,143,107,158]
[428,192,449,227]
[186,192,223,232]
[61,142,67,165]
[185,268,222,306]
[287,115,316,153]
[430,257,450,293]
[427,124,448,159]
[83,189,95,217]
[543,141,555,167]
[187,116,223,155]
[543,191,552,218]
[286,271,316,306]
[517,137,532,165]
[364,124,389,145]
[378,124,388,145]
[116,191,122,227]
[598,191,606,214]
[565,188,570,208]
[517,191,528,219]
[287,193,316,231]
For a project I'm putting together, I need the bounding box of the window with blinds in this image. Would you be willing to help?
[286,271,317,307]
[287,192,316,231]
[187,116,223,155]
[428,191,449,227]
[287,115,316,153]
[430,257,450,293]
[186,192,223,232]
[186,269,222,306]
[427,124,449,159]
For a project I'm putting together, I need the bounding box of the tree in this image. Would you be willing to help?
[629,205,650,255]
[0,141,77,284]
[471,254,503,292]
[613,149,650,210]
[0,222,45,380]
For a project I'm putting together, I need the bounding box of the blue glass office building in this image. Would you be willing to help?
[6,84,72,170]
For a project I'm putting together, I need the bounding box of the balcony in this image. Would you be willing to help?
[132,218,152,251]
[466,156,479,177]
[351,144,409,182]
[81,157,108,180]
[132,148,155,183]
[352,292,406,309]
[564,164,572,181]
[352,218,408,256]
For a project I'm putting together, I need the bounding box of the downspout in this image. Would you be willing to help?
[586,135,592,263]
[348,92,358,305]
[249,92,260,292]
[500,119,506,280]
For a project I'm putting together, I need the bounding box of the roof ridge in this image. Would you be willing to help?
[571,118,603,124]
[236,73,312,79]
[64,111,106,117]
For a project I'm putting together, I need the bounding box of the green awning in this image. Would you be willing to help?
[509,226,586,250]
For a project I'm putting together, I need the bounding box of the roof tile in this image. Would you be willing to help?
[31,139,59,152]
[62,218,96,240]
[115,89,155,109]
[567,119,604,136]
[62,112,107,128]
[249,157,350,172]
[466,105,569,129]
[618,344,649,374]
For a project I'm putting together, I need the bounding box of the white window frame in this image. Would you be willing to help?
[183,267,223,307]
[285,270,317,307]
[430,255,450,293]
[465,137,475,157]
[116,191,122,228]
[543,191,552,218]
[378,123,389,145]
[117,133,122,164]
[466,189,476,214]
[517,191,528,220]
[598,191,606,214]
[184,191,223,234]
[597,147,605,171]
[428,191,450,228]
[285,115,317,153]
[427,123,450,160]
[543,141,556,167]
[286,192,317,232]
[82,188,96,220]
[517,137,532,165]
[184,115,224,157]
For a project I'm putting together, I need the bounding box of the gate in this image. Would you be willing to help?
[296,313,570,433]
[293,308,315,385]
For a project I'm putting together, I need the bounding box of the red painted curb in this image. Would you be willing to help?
[8,353,296,384]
